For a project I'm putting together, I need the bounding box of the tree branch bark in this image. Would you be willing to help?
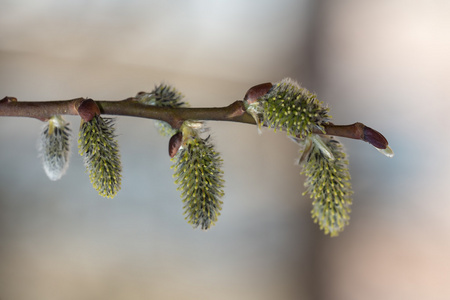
[0,96,390,150]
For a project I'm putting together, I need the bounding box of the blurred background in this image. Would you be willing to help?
[0,0,449,299]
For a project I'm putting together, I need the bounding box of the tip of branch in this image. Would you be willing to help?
[362,125,394,158]
[363,126,388,149]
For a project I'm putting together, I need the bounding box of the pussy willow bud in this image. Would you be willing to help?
[244,82,273,104]
[171,125,224,230]
[363,126,394,157]
[169,131,183,158]
[78,115,122,198]
[244,78,330,138]
[299,134,353,236]
[77,98,100,122]
[0,96,17,103]
[38,115,71,181]
[137,84,188,136]
[243,83,272,132]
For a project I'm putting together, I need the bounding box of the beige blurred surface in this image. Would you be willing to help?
[1,1,449,299]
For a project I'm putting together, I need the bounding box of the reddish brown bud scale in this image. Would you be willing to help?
[363,126,388,149]
[0,96,17,103]
[243,82,273,104]
[169,131,183,158]
[77,98,100,122]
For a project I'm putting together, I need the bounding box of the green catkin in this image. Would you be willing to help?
[78,116,122,198]
[246,78,330,138]
[137,84,188,136]
[171,132,224,230]
[300,135,353,236]
[245,78,355,235]
[39,115,71,181]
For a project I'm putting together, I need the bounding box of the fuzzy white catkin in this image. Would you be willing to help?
[38,116,71,181]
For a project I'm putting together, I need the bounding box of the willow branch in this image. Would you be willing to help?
[0,96,390,149]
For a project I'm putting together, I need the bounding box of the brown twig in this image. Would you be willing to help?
[314,123,389,150]
[0,96,390,150]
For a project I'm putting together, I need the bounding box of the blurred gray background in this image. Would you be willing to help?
[1,1,449,299]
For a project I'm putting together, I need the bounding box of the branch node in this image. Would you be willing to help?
[227,101,247,118]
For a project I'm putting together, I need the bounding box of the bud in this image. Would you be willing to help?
[0,96,17,103]
[136,84,188,137]
[137,84,185,107]
[243,82,273,104]
[363,126,394,157]
[77,98,100,122]
[78,115,122,198]
[38,115,71,181]
[168,131,183,158]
